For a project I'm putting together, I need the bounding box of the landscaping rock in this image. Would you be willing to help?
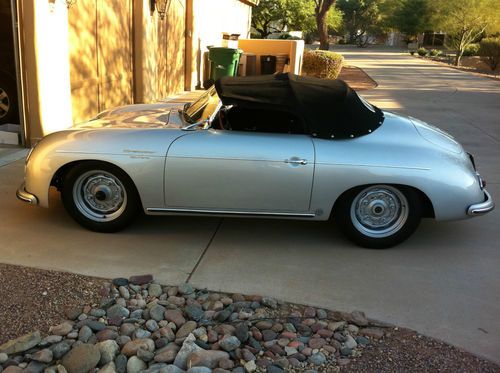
[61,344,100,373]
[0,331,41,355]
[188,350,230,369]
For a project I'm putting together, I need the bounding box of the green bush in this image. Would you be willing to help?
[429,49,442,57]
[302,50,344,79]
[462,43,480,56]
[279,33,301,40]
[417,47,428,56]
[479,37,500,71]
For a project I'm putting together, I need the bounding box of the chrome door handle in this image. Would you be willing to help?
[285,158,308,165]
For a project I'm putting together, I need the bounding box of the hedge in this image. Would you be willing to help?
[479,37,500,71]
[302,50,344,79]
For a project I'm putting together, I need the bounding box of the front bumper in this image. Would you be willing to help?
[16,182,38,205]
[467,190,494,216]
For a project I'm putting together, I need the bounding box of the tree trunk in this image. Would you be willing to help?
[454,49,463,66]
[317,12,329,50]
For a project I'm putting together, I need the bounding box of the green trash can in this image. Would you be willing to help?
[208,47,242,81]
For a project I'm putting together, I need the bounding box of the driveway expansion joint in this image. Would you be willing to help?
[185,218,223,284]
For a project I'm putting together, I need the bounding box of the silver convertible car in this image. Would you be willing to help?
[17,73,494,248]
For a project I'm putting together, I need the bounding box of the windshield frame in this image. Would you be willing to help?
[182,86,219,124]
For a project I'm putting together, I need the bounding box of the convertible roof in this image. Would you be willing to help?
[214,73,384,139]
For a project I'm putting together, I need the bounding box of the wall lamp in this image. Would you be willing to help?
[150,0,170,20]
[48,0,77,9]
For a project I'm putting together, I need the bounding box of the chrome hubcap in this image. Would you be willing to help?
[0,88,10,119]
[73,170,127,222]
[350,185,408,238]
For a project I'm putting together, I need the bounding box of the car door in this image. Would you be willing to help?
[164,129,315,214]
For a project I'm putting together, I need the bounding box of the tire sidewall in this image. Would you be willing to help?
[0,73,18,124]
[61,162,140,232]
[335,185,423,249]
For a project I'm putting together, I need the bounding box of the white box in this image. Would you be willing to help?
[0,123,21,145]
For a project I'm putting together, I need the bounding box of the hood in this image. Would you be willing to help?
[74,102,185,129]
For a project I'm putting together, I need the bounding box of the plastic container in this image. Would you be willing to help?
[208,47,243,81]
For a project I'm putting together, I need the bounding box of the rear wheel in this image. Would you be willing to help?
[61,162,140,232]
[335,185,422,249]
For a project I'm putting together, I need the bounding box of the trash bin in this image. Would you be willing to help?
[208,47,242,81]
[260,55,277,75]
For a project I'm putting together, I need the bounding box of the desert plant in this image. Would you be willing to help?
[478,37,500,71]
[417,47,428,56]
[429,49,442,56]
[302,50,344,79]
[462,43,480,56]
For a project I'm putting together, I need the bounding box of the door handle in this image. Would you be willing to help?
[285,158,308,165]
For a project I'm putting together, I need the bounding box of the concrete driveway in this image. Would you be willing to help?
[1,47,499,363]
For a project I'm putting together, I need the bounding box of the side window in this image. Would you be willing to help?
[226,106,306,135]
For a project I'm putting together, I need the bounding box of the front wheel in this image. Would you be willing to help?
[61,162,140,232]
[335,185,422,249]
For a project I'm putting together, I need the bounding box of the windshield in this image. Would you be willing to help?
[183,86,220,124]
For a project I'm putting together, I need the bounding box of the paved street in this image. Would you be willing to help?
[0,48,499,363]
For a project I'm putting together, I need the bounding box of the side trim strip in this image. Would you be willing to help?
[146,207,316,218]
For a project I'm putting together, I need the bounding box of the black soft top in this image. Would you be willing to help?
[215,73,384,139]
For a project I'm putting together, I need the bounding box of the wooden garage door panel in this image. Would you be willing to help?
[71,85,100,124]
[68,0,133,123]
[165,0,185,95]
[97,0,133,112]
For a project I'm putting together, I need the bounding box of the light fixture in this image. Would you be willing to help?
[155,0,170,20]
[64,0,77,9]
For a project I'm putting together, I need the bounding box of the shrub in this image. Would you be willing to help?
[462,43,480,56]
[302,50,344,79]
[417,47,428,56]
[429,49,442,57]
[479,37,500,71]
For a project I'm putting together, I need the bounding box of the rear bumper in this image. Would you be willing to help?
[16,182,38,205]
[467,190,494,216]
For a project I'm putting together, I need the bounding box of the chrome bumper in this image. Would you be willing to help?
[467,190,494,216]
[16,182,38,205]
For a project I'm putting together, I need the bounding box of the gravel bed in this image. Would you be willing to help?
[0,263,105,344]
[0,264,498,373]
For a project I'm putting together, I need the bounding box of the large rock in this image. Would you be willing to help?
[148,284,163,298]
[165,309,186,327]
[219,336,240,352]
[176,321,197,341]
[98,340,120,365]
[127,356,147,373]
[49,322,74,336]
[150,304,167,322]
[121,338,155,356]
[107,305,130,319]
[98,361,117,373]
[61,344,101,373]
[0,331,41,355]
[187,350,229,369]
[173,334,202,370]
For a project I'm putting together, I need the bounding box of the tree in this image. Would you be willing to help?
[434,0,500,66]
[251,0,286,38]
[337,0,382,47]
[389,0,430,42]
[251,0,342,42]
[314,0,337,50]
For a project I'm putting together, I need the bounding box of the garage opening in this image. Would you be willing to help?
[0,0,21,145]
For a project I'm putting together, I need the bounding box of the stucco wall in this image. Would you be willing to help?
[188,0,252,90]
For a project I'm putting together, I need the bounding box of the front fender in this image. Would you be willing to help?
[24,128,182,209]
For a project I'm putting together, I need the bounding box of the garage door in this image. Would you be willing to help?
[68,0,133,123]
[157,0,186,97]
